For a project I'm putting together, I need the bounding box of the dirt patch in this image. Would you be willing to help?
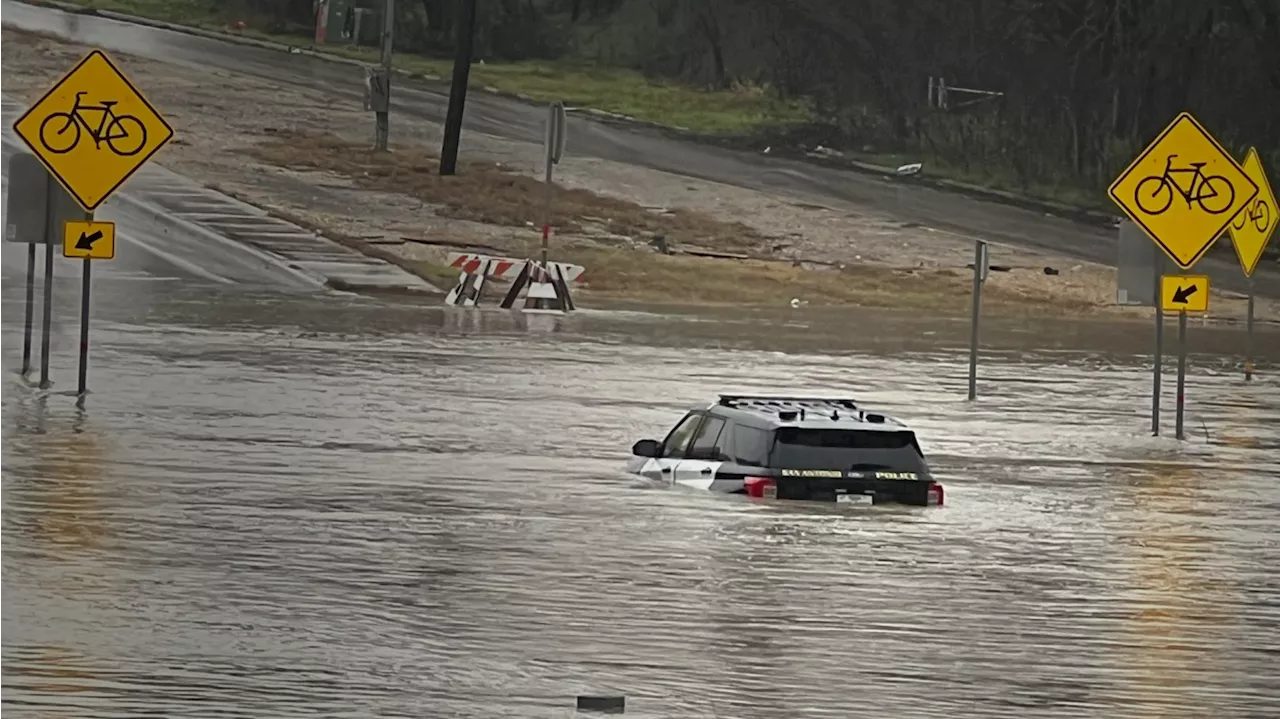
[243,131,765,253]
[237,134,1127,313]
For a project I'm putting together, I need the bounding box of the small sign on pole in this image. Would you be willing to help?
[545,101,567,167]
[1159,275,1210,314]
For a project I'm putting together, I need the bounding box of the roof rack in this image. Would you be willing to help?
[717,394,860,410]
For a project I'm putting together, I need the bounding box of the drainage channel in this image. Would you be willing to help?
[124,170,435,291]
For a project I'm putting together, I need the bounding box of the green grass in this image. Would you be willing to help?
[73,0,220,26]
[62,0,810,135]
[310,46,810,135]
[851,151,1109,213]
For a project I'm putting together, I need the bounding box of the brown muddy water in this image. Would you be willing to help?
[3,265,1280,718]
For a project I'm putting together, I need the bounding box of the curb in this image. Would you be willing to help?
[10,0,1129,231]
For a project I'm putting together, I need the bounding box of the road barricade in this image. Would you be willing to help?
[444,252,584,313]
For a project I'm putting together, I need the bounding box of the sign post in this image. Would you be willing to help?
[6,152,82,385]
[62,219,116,403]
[39,239,54,389]
[1108,112,1256,439]
[1225,147,1276,382]
[1245,283,1255,382]
[22,244,36,377]
[541,100,567,269]
[1160,274,1209,440]
[520,101,569,313]
[968,239,988,401]
[10,48,173,401]
[1152,260,1164,436]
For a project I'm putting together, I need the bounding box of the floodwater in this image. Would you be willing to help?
[4,265,1280,718]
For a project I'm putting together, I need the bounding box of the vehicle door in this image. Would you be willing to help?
[648,412,705,483]
[673,415,728,489]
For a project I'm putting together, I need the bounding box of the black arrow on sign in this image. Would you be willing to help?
[75,230,104,251]
[1172,284,1198,304]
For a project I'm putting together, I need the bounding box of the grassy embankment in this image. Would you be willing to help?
[62,0,1110,213]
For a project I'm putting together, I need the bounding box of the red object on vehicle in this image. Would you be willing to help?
[744,476,777,499]
[927,482,945,506]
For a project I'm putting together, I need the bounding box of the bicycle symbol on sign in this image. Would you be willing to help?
[1134,154,1236,216]
[1231,196,1270,234]
[38,91,148,157]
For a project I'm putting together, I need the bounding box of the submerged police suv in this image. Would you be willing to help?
[626,395,944,506]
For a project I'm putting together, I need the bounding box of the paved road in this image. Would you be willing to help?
[3,0,1276,299]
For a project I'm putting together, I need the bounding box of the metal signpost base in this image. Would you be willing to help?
[1153,303,1163,436]
[1245,282,1255,382]
[1175,311,1188,441]
[22,244,37,377]
[39,241,55,390]
[77,257,92,405]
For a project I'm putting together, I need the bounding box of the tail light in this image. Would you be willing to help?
[927,482,945,506]
[744,476,777,499]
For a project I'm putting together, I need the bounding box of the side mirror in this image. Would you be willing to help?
[631,439,662,457]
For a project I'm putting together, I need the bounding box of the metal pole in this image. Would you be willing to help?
[1153,305,1164,435]
[967,240,985,401]
[1175,311,1187,441]
[1245,281,1255,382]
[374,0,395,150]
[540,147,554,269]
[76,257,91,404]
[1152,261,1163,436]
[39,239,54,390]
[22,243,37,377]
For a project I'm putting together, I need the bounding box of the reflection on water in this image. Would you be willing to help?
[3,278,1280,718]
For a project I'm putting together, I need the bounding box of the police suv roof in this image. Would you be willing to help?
[705,395,911,433]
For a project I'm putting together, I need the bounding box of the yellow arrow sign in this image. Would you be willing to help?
[1226,148,1277,278]
[12,49,175,212]
[1108,112,1257,270]
[63,220,116,260]
[1160,274,1210,313]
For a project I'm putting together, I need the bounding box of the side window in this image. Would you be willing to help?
[661,413,704,458]
[733,425,772,467]
[688,417,727,459]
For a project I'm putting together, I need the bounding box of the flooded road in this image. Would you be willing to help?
[4,251,1280,718]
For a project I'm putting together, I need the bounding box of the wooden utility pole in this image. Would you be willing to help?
[439,0,478,175]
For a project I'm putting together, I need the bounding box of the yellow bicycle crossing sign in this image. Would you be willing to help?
[1108,112,1257,270]
[1226,147,1277,278]
[12,49,175,211]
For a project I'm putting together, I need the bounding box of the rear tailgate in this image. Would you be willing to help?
[774,469,938,505]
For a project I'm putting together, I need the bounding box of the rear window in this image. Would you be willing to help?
[771,428,928,472]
